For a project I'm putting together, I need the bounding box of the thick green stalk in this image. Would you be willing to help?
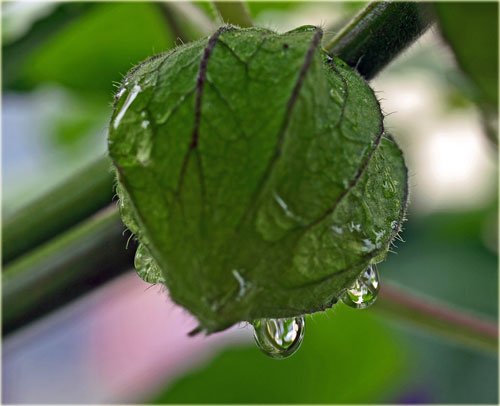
[325,2,434,79]
[212,1,253,27]
[2,206,134,335]
[156,3,193,44]
[3,2,450,339]
[376,284,498,354]
[2,2,214,265]
[2,156,114,264]
[3,211,497,355]
[3,1,432,265]
[158,2,215,40]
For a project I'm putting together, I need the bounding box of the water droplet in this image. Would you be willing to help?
[288,25,319,34]
[116,186,140,235]
[374,229,385,242]
[273,192,303,223]
[115,87,126,100]
[252,317,305,359]
[341,265,380,309]
[361,238,377,252]
[134,243,165,284]
[331,225,343,234]
[348,221,362,232]
[232,269,250,300]
[113,84,142,129]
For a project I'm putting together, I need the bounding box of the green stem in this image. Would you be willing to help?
[3,1,431,263]
[2,156,114,265]
[156,2,193,44]
[2,205,134,336]
[376,283,498,354]
[159,1,215,40]
[212,1,253,27]
[4,2,460,344]
[4,211,498,355]
[325,1,434,79]
[2,2,215,266]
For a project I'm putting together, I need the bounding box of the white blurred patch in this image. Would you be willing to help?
[372,31,497,213]
[415,115,496,211]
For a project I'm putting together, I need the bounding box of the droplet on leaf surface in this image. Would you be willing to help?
[108,25,408,334]
[134,243,165,284]
[113,84,141,129]
[253,317,305,359]
[341,265,380,309]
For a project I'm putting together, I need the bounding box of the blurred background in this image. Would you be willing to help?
[2,1,498,403]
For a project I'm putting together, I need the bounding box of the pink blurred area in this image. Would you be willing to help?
[85,272,250,402]
[3,271,250,404]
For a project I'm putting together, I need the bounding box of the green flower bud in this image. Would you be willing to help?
[108,25,408,333]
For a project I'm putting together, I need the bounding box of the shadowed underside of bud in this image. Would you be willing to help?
[108,25,408,333]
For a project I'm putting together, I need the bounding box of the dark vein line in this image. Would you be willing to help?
[176,26,232,195]
[286,136,397,291]
[216,38,249,73]
[194,149,207,208]
[191,27,229,149]
[245,36,268,69]
[288,251,376,291]
[303,57,385,229]
[307,131,384,229]
[205,79,241,126]
[268,27,323,167]
[327,56,349,132]
[236,27,323,229]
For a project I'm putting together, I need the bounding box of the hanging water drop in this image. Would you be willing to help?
[252,316,305,359]
[113,83,141,129]
[341,264,380,309]
[134,243,165,284]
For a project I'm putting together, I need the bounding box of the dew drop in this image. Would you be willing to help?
[288,25,318,33]
[252,317,305,359]
[232,269,249,300]
[341,265,380,309]
[273,192,303,223]
[134,243,165,284]
[113,84,141,129]
[331,225,343,234]
[115,87,126,100]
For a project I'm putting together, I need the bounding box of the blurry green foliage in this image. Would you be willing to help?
[435,3,498,107]
[435,3,498,143]
[385,205,498,318]
[151,203,498,404]
[1,1,497,403]
[386,203,499,403]
[192,1,217,19]
[246,1,303,16]
[49,94,108,149]
[152,307,406,403]
[2,2,95,85]
[10,3,173,94]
